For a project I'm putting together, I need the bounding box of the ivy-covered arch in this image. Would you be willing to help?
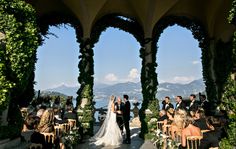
[76,14,145,135]
[152,15,214,108]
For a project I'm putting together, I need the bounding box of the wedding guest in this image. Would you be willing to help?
[30,117,46,148]
[166,108,175,124]
[188,94,199,112]
[199,94,210,116]
[180,116,201,149]
[158,110,168,125]
[37,108,54,133]
[175,96,187,110]
[171,109,187,140]
[162,96,174,111]
[63,105,77,120]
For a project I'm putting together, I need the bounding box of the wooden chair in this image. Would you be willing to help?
[157,121,164,131]
[187,136,203,149]
[54,125,64,137]
[67,119,76,130]
[29,143,42,149]
[41,132,55,144]
[163,124,171,136]
[59,123,70,133]
[201,129,210,135]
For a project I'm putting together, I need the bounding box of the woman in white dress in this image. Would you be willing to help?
[91,95,122,146]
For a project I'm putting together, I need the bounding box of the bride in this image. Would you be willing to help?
[91,95,122,146]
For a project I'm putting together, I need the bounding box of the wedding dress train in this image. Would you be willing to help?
[91,97,122,146]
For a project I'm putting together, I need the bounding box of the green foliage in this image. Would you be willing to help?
[152,16,215,104]
[219,1,236,147]
[220,78,236,148]
[0,0,39,140]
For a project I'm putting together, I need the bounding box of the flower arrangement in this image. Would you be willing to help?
[152,129,179,149]
[62,128,81,149]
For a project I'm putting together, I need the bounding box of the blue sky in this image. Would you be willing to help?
[34,25,203,90]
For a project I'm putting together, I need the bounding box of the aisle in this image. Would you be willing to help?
[75,126,156,149]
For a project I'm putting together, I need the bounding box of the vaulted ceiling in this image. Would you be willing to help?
[25,0,235,41]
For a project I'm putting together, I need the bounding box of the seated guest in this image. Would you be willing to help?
[166,108,175,124]
[171,109,187,140]
[193,108,214,130]
[21,114,39,142]
[37,108,54,133]
[180,116,201,149]
[54,107,67,124]
[63,105,77,120]
[30,119,46,149]
[162,96,174,111]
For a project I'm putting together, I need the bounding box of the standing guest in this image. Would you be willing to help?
[162,96,174,111]
[123,94,131,144]
[175,96,187,110]
[199,94,210,116]
[188,94,199,112]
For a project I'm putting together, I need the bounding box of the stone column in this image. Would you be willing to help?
[76,38,95,136]
[139,38,159,139]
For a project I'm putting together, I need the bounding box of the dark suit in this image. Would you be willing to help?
[123,100,131,142]
[162,102,174,111]
[189,100,199,112]
[201,100,210,116]
[175,101,186,110]
[115,102,125,132]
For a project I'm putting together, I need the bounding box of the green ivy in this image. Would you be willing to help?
[220,1,236,146]
[0,0,39,141]
[152,15,216,106]
[0,0,39,113]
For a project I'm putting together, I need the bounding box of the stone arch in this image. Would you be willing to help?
[90,13,144,45]
[152,15,216,108]
[37,12,83,42]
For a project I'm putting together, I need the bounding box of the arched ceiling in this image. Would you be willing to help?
[25,0,235,41]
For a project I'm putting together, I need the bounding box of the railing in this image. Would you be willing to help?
[94,104,140,125]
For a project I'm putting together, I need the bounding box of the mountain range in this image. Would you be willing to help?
[44,79,205,102]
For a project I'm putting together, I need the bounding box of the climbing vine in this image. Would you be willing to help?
[220,0,236,147]
[0,0,39,113]
[0,0,39,139]
[152,16,214,105]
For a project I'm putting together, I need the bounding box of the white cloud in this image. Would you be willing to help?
[173,76,195,84]
[128,68,139,80]
[192,60,200,65]
[104,73,118,82]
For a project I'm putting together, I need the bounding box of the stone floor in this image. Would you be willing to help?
[75,126,156,149]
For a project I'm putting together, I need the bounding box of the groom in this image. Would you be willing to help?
[123,94,131,144]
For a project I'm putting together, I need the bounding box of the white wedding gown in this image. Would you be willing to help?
[91,99,122,146]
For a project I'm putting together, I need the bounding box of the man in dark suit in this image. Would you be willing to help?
[123,94,131,144]
[189,94,199,112]
[199,94,210,116]
[175,96,187,110]
[115,97,125,134]
[162,96,174,111]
